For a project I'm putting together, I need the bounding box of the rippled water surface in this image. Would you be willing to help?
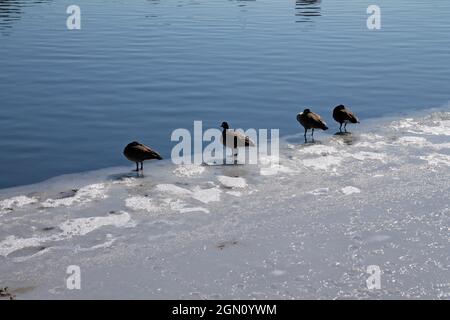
[1,0,449,188]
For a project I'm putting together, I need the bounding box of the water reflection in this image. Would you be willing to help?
[295,0,321,23]
[0,0,52,34]
[235,0,256,8]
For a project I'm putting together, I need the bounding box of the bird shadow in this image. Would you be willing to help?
[333,131,356,145]
[207,161,247,167]
[108,171,145,182]
[202,156,249,166]
[302,138,322,145]
[334,131,351,136]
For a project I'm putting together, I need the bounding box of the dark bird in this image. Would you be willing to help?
[296,109,328,141]
[220,122,255,159]
[333,104,359,133]
[123,141,162,171]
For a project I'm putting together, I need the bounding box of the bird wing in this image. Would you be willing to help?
[297,113,309,128]
[309,112,327,126]
[223,131,255,147]
[136,144,163,160]
[342,109,359,123]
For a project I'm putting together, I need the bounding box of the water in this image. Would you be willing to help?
[0,1,449,299]
[0,0,449,189]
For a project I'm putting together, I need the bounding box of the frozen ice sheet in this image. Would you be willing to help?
[0,111,449,299]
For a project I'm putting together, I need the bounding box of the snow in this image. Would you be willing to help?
[0,111,449,299]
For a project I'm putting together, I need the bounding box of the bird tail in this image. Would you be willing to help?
[321,123,329,131]
[349,113,359,124]
[149,151,163,160]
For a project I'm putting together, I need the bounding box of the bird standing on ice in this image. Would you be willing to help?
[123,141,162,171]
[297,109,328,142]
[220,122,255,163]
[332,104,360,133]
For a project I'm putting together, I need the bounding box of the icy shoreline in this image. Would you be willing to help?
[0,110,449,299]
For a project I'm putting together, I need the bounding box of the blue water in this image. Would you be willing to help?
[0,0,449,189]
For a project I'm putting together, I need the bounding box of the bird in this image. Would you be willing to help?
[333,104,359,133]
[123,141,162,171]
[296,109,328,141]
[220,122,255,162]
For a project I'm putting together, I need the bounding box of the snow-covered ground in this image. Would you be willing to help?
[0,111,449,299]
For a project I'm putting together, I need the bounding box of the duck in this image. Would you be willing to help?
[123,141,162,171]
[220,122,255,159]
[333,104,359,132]
[296,109,328,141]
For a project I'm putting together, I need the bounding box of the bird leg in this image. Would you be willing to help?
[304,128,308,142]
[339,123,343,132]
[134,162,139,172]
[233,149,238,165]
[140,162,144,171]
[311,128,315,137]
[344,123,347,133]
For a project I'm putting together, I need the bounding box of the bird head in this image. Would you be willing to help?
[220,122,229,129]
[303,108,311,114]
[335,104,346,110]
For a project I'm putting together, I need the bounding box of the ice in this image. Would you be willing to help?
[260,163,293,176]
[309,188,330,196]
[351,151,387,162]
[396,136,429,147]
[420,153,450,166]
[125,196,159,213]
[299,144,338,155]
[271,270,287,276]
[217,176,247,189]
[226,191,243,197]
[155,184,192,195]
[0,212,131,257]
[408,120,450,136]
[58,212,131,237]
[173,164,205,177]
[301,155,343,171]
[0,236,42,257]
[367,235,391,243]
[191,186,221,204]
[259,155,294,176]
[392,113,450,136]
[41,183,109,208]
[0,110,449,299]
[0,195,38,215]
[341,186,361,195]
[157,183,222,204]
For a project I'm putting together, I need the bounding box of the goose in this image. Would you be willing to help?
[123,141,162,171]
[220,122,255,160]
[333,104,359,132]
[296,109,328,141]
